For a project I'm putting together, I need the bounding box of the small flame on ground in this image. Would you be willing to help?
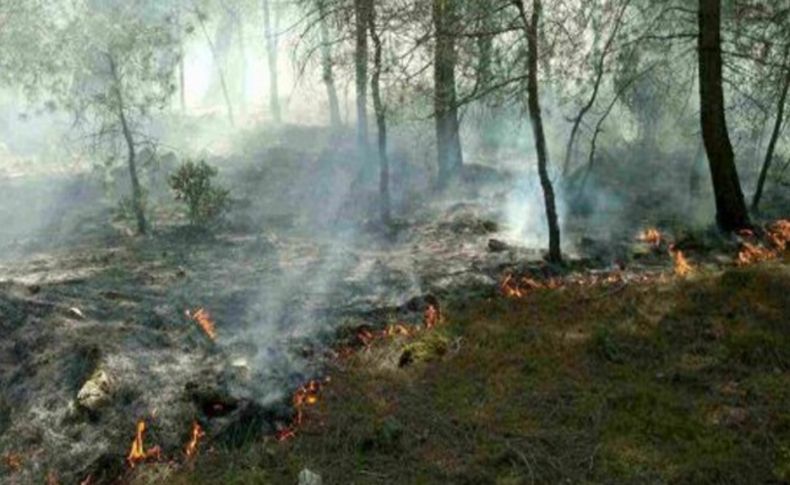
[2,452,23,473]
[638,228,663,248]
[186,308,217,341]
[736,219,790,266]
[184,421,205,459]
[669,246,693,277]
[767,219,790,251]
[424,304,439,329]
[127,420,162,468]
[500,273,545,298]
[276,379,326,442]
[737,242,775,266]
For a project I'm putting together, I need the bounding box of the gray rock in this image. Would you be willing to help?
[488,238,509,252]
[298,468,323,485]
[76,369,112,412]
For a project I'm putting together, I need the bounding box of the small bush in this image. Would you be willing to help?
[169,160,230,227]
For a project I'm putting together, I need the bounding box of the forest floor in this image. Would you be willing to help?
[2,125,789,484]
[139,258,790,485]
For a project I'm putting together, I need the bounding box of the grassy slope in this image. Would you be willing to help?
[144,261,790,484]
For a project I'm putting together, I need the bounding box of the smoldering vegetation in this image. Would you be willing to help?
[0,0,788,483]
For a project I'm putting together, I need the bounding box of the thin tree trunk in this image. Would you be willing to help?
[177,6,187,112]
[517,0,561,262]
[196,9,235,126]
[475,5,498,155]
[108,55,146,235]
[369,3,390,224]
[237,16,248,118]
[752,49,790,213]
[179,50,186,111]
[318,0,342,130]
[354,0,370,149]
[262,0,281,124]
[433,0,463,189]
[697,0,750,231]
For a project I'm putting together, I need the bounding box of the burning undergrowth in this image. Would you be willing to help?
[0,192,537,483]
[0,142,785,483]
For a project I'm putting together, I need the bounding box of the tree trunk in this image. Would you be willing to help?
[177,6,186,112]
[197,10,235,126]
[369,3,390,224]
[752,49,790,213]
[354,0,370,149]
[237,14,248,118]
[179,49,186,111]
[318,0,342,131]
[519,0,561,262]
[527,0,561,263]
[108,55,146,235]
[433,0,463,189]
[262,0,281,124]
[697,0,750,231]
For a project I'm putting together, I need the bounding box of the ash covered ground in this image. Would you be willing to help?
[0,140,559,483]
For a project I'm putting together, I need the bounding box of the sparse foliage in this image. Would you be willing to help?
[169,160,231,227]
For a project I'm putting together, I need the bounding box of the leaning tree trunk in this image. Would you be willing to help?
[318,0,342,131]
[697,0,750,231]
[197,11,235,126]
[752,47,790,213]
[237,14,248,118]
[108,56,146,235]
[433,0,464,190]
[517,0,561,263]
[369,4,391,224]
[179,48,187,111]
[263,0,282,124]
[354,0,370,149]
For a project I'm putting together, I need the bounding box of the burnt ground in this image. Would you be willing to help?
[0,148,555,484]
[162,260,790,485]
[0,131,785,484]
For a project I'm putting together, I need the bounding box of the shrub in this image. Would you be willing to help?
[169,160,230,227]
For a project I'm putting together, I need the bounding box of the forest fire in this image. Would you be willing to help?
[184,422,205,459]
[2,452,23,473]
[276,379,325,442]
[767,219,790,251]
[424,303,440,329]
[736,219,790,266]
[670,247,693,277]
[737,242,776,266]
[500,273,545,298]
[126,420,161,468]
[638,228,663,248]
[186,308,217,341]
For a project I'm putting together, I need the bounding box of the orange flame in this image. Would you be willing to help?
[127,420,162,468]
[357,329,376,348]
[500,273,545,298]
[276,379,325,442]
[500,274,524,298]
[184,421,205,459]
[767,219,790,251]
[186,308,217,341]
[736,242,775,266]
[670,247,693,277]
[638,228,662,248]
[2,453,23,473]
[424,304,439,329]
[735,219,789,266]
